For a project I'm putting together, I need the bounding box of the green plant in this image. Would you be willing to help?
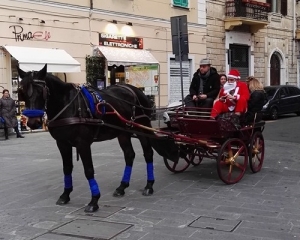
[85,55,105,87]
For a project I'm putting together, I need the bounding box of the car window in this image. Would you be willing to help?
[279,87,289,97]
[264,88,277,100]
[289,87,300,96]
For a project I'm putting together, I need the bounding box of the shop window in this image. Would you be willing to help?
[172,0,189,9]
[266,0,287,16]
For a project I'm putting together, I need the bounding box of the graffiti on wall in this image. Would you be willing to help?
[9,25,51,42]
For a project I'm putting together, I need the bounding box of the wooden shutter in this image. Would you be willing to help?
[173,0,181,6]
[181,0,188,8]
[281,0,287,16]
[173,0,188,8]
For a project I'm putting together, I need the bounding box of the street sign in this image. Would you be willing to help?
[170,15,189,101]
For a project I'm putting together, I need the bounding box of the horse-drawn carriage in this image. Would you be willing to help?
[98,103,265,185]
[17,64,265,213]
[159,107,265,184]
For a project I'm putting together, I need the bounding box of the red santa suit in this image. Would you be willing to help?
[211,69,250,118]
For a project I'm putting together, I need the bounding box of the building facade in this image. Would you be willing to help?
[0,0,208,108]
[206,0,300,88]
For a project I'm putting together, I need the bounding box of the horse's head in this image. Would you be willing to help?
[17,64,48,129]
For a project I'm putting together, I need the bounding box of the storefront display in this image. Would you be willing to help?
[125,64,159,95]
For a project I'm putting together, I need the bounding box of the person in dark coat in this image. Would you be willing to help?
[243,76,266,124]
[184,58,220,108]
[0,89,24,139]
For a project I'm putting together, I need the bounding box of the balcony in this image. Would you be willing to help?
[225,0,270,33]
[296,17,300,40]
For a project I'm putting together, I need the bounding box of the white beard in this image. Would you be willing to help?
[223,81,237,94]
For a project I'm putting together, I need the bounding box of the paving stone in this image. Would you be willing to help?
[138,209,197,222]
[191,229,263,240]
[51,219,132,239]
[139,232,199,240]
[34,233,84,239]
[189,216,241,232]
[239,214,291,225]
[71,204,124,218]
[215,205,280,217]
[183,208,242,220]
[111,230,148,240]
[234,227,300,240]
[239,220,292,232]
[108,213,162,226]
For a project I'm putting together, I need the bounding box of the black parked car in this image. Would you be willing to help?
[262,85,300,120]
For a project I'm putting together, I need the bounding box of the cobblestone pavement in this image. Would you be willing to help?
[0,126,300,240]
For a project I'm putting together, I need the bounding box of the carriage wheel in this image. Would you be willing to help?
[190,149,203,166]
[163,155,191,173]
[249,131,265,173]
[217,138,248,184]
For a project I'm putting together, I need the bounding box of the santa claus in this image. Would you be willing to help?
[211,69,250,118]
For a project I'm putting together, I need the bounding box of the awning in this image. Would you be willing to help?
[96,46,159,66]
[3,46,81,72]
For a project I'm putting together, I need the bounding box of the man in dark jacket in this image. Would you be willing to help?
[185,58,220,108]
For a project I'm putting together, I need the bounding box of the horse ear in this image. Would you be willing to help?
[17,65,27,79]
[37,64,47,80]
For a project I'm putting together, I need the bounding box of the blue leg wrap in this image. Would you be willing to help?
[88,179,100,196]
[64,175,73,189]
[147,163,154,181]
[122,166,132,183]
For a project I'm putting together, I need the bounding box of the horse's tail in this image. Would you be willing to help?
[141,121,179,163]
[149,136,179,163]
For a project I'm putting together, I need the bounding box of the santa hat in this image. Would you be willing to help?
[227,69,240,79]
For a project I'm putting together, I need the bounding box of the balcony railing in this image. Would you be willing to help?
[225,0,270,21]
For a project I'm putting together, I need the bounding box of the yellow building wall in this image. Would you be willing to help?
[0,0,207,106]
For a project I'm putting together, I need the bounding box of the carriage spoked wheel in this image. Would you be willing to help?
[217,138,248,184]
[189,149,203,166]
[163,153,191,173]
[248,131,265,173]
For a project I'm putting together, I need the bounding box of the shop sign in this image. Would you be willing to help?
[9,25,51,42]
[99,33,143,49]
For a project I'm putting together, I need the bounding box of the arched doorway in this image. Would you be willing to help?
[270,53,281,85]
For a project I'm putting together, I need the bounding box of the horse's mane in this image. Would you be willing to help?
[45,73,70,89]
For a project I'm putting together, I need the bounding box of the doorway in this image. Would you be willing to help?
[270,53,280,85]
[108,65,125,86]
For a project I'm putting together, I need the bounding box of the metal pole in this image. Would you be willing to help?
[177,17,184,103]
[157,64,161,127]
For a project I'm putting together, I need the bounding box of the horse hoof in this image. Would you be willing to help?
[84,204,99,213]
[56,197,70,205]
[113,190,125,197]
[142,188,154,196]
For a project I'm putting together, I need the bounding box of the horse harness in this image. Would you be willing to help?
[46,84,151,131]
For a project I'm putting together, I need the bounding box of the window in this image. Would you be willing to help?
[172,0,189,8]
[279,87,288,97]
[289,87,300,96]
[266,0,288,16]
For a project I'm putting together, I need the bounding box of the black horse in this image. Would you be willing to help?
[17,64,178,212]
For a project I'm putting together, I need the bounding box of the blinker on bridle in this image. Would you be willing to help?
[21,71,49,118]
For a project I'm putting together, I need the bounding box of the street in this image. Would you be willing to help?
[0,115,300,240]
